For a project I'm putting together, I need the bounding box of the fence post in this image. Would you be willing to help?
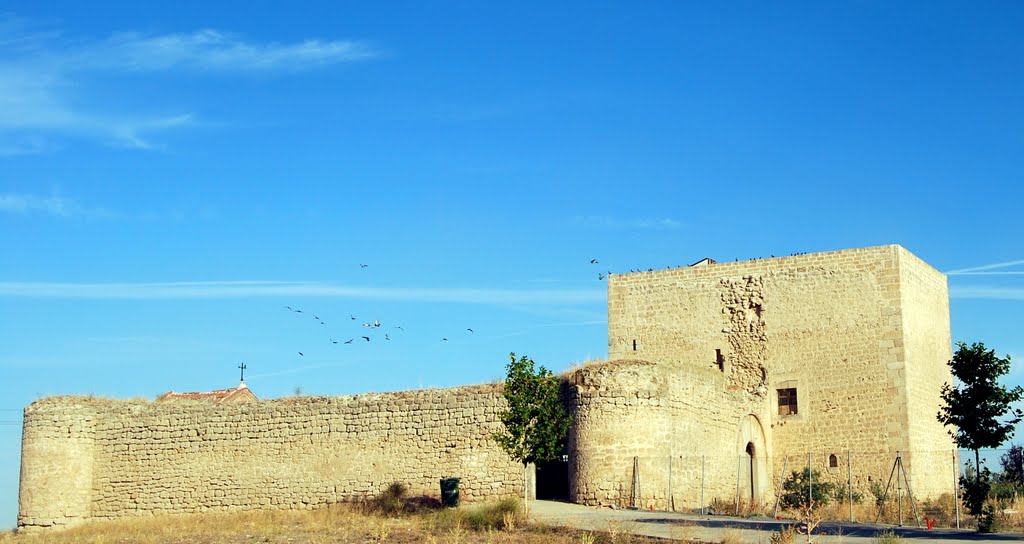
[735,454,742,515]
[897,451,903,527]
[953,448,960,529]
[773,455,788,519]
[848,450,853,522]
[668,454,673,512]
[701,454,706,515]
[631,456,639,509]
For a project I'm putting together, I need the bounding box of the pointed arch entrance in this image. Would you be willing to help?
[737,414,768,505]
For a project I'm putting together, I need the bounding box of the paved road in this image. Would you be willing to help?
[529,500,1024,543]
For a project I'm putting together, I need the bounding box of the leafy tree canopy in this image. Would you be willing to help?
[937,342,1023,452]
[1000,443,1024,486]
[492,352,572,466]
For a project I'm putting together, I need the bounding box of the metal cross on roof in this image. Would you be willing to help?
[238,362,247,382]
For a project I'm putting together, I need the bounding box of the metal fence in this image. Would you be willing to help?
[611,448,1021,529]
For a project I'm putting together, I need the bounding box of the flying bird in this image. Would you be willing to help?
[590,259,599,264]
[385,334,390,341]
[350,314,356,321]
[330,339,339,344]
[373,319,381,328]
[466,328,474,333]
[362,336,371,342]
[441,338,449,342]
[344,339,354,344]
[598,273,605,281]
[298,352,304,357]
[393,326,404,331]
[362,322,371,328]
[360,264,368,268]
[286,306,303,313]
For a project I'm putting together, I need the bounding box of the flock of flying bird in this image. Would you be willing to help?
[284,304,480,357]
[281,253,802,360]
[281,259,610,360]
[283,263,480,358]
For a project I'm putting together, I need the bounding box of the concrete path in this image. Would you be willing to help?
[528,500,1024,543]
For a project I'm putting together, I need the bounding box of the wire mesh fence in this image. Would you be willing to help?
[588,447,1023,530]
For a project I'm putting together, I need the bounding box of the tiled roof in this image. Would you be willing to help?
[157,382,257,403]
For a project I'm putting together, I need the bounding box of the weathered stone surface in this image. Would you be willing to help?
[18,384,522,529]
[587,244,956,510]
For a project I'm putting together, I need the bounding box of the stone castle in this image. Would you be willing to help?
[18,244,957,530]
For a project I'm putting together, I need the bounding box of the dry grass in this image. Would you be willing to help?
[718,529,742,544]
[561,358,609,378]
[769,493,1024,532]
[0,500,684,544]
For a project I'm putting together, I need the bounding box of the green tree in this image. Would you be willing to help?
[936,342,1023,532]
[492,352,573,512]
[999,443,1023,486]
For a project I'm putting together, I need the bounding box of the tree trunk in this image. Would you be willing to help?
[975,449,981,486]
[524,462,529,517]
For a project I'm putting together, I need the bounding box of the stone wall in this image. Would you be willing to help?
[605,244,956,504]
[898,249,958,496]
[567,359,765,510]
[18,384,522,530]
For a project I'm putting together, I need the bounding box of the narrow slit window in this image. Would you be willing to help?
[632,339,637,351]
[777,388,798,416]
[716,349,725,372]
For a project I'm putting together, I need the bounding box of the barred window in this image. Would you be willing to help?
[777,388,798,416]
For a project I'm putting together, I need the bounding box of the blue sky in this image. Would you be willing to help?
[1,1,1023,529]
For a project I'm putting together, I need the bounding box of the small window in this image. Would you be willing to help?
[777,388,798,416]
[829,454,838,468]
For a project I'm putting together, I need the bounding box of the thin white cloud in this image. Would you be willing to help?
[82,30,379,73]
[0,192,109,217]
[947,260,1024,275]
[571,215,682,230]
[0,17,379,151]
[0,280,605,304]
[949,286,1024,301]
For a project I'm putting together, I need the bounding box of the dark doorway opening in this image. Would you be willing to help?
[535,458,569,501]
[745,442,756,502]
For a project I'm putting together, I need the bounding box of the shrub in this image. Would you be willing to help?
[780,468,837,509]
[990,479,1022,501]
[830,484,863,505]
[368,482,442,515]
[869,480,887,508]
[769,526,796,544]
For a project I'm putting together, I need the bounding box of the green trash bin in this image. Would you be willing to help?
[440,477,460,507]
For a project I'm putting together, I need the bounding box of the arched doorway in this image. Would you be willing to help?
[737,414,768,505]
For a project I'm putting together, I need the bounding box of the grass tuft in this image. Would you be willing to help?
[873,529,905,544]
